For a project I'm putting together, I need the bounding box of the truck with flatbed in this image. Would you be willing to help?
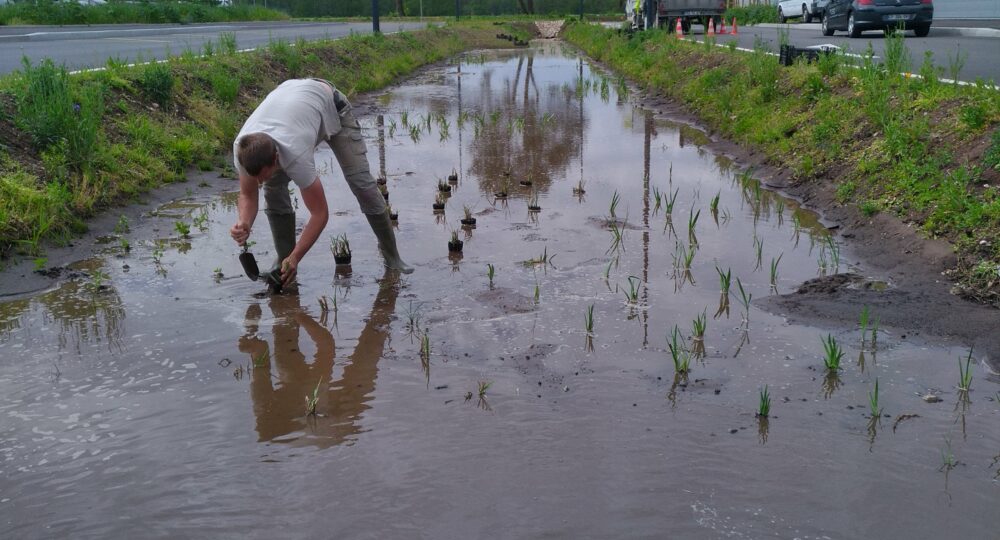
[629,0,728,32]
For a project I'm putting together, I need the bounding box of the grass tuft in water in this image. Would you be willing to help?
[757,385,771,418]
[668,325,691,375]
[821,334,844,372]
[735,277,752,324]
[305,378,321,416]
[609,190,621,219]
[958,348,974,392]
[623,275,642,304]
[584,304,595,335]
[769,254,782,290]
[486,263,495,288]
[869,377,882,418]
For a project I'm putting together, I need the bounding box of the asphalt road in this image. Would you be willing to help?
[0,20,434,74]
[687,22,1000,83]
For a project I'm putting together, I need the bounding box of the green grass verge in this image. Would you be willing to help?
[0,1,288,26]
[0,21,516,256]
[563,22,1000,302]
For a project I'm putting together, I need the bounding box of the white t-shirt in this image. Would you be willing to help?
[233,79,342,189]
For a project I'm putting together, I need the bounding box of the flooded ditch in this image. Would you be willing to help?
[1,41,998,538]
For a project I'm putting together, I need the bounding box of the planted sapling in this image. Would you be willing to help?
[769,254,782,290]
[715,266,731,319]
[687,208,700,246]
[869,378,882,418]
[584,304,595,335]
[305,378,321,416]
[609,190,621,220]
[859,305,871,345]
[461,205,477,226]
[494,179,510,199]
[652,186,663,213]
[691,311,707,357]
[437,179,451,193]
[958,348,974,393]
[623,275,642,305]
[664,188,679,217]
[735,278,752,324]
[331,234,352,265]
[174,221,191,238]
[573,179,586,195]
[486,263,495,288]
[433,193,447,211]
[448,230,464,252]
[527,191,541,212]
[710,191,720,223]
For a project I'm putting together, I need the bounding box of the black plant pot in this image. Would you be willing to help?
[460,217,477,226]
[494,192,508,199]
[376,176,387,185]
[334,254,352,266]
[519,179,533,187]
[528,205,541,212]
[448,240,464,252]
[438,185,451,194]
[448,173,458,183]
[432,203,445,212]
[390,212,398,221]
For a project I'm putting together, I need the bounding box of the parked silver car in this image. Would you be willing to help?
[777,0,823,23]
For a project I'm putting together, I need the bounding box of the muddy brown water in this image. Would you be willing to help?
[2,42,998,538]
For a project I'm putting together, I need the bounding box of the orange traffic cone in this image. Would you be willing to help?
[707,17,715,37]
[675,17,684,38]
[720,18,728,34]
[731,17,738,35]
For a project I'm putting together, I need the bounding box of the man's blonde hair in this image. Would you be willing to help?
[237,133,277,176]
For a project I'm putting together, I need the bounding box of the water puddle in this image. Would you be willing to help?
[1,42,997,537]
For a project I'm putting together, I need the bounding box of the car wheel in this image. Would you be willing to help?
[914,24,930,37]
[848,12,861,37]
[803,4,812,23]
[822,13,835,35]
[681,18,691,33]
[778,8,786,24]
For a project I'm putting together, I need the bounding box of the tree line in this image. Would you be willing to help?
[237,0,622,17]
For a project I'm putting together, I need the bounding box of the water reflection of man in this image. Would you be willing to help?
[238,272,399,447]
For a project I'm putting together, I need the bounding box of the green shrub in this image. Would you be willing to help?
[210,72,240,105]
[985,129,1000,170]
[137,62,173,108]
[724,5,779,25]
[16,58,104,172]
[960,104,987,130]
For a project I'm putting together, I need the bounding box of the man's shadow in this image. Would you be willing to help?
[238,271,399,448]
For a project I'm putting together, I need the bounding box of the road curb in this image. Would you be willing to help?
[755,22,1000,38]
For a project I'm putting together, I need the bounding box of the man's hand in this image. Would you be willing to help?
[231,222,250,245]
[280,254,299,287]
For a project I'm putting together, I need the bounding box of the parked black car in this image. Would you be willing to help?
[822,0,933,37]
[810,0,832,19]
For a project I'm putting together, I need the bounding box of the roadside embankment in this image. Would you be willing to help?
[563,21,1000,304]
[0,2,288,26]
[0,22,525,259]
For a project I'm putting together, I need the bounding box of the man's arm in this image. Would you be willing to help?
[231,173,259,245]
[280,177,328,285]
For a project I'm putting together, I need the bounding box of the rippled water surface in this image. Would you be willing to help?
[1,42,998,538]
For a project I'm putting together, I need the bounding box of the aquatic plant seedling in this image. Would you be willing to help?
[664,188,679,216]
[692,311,707,341]
[305,378,321,416]
[527,191,541,212]
[119,237,131,252]
[437,179,451,193]
[461,205,476,226]
[757,385,771,418]
[448,230,464,252]
[709,191,720,216]
[448,168,459,183]
[86,270,109,292]
[623,275,642,304]
[174,221,191,238]
[821,334,844,372]
[870,316,880,348]
[753,236,764,271]
[652,186,663,212]
[253,351,268,369]
[869,378,882,418]
[940,437,957,472]
[668,326,691,375]
[958,349,974,392]
[607,219,626,255]
[534,280,540,303]
[717,266,732,296]
[584,304,595,334]
[687,208,700,245]
[486,263,495,288]
[192,210,209,232]
[859,305,871,344]
[32,257,47,272]
[603,255,619,280]
[825,235,841,270]
[409,124,421,142]
[420,331,431,360]
[478,380,492,398]
[609,190,621,219]
[433,193,447,211]
[573,179,586,195]
[523,246,555,267]
[331,234,351,260]
[400,111,409,127]
[769,254,783,289]
[494,179,510,199]
[735,278,752,323]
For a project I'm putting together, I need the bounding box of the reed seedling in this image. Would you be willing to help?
[940,437,957,472]
[825,235,840,270]
[477,380,492,398]
[753,236,764,271]
[420,331,431,360]
[757,385,771,418]
[691,311,707,357]
[870,316,880,348]
[119,237,131,252]
[715,266,732,319]
[687,208,700,245]
[174,221,191,238]
[400,111,409,127]
[869,378,882,418]
[584,304,595,335]
[305,378,321,416]
[710,191,720,223]
[486,263,495,288]
[821,334,844,372]
[607,218,626,255]
[623,275,642,304]
[769,254,782,289]
[404,301,423,334]
[735,278,752,324]
[534,280,540,303]
[603,255,618,280]
[114,215,130,234]
[859,305,871,344]
[652,186,663,213]
[609,190,621,219]
[523,246,555,267]
[668,325,691,375]
[331,233,351,259]
[528,191,541,211]
[958,348,974,392]
[463,205,474,221]
[409,124,421,143]
[573,179,586,195]
[664,188,679,216]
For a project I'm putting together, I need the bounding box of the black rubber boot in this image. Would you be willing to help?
[366,209,413,274]
[265,212,297,292]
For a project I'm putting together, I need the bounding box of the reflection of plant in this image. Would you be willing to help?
[86,270,109,292]
[119,237,131,252]
[404,301,423,334]
[477,380,491,398]
[609,190,621,219]
[769,254,782,289]
[420,331,431,360]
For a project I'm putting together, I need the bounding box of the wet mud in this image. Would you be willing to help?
[1,42,998,538]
